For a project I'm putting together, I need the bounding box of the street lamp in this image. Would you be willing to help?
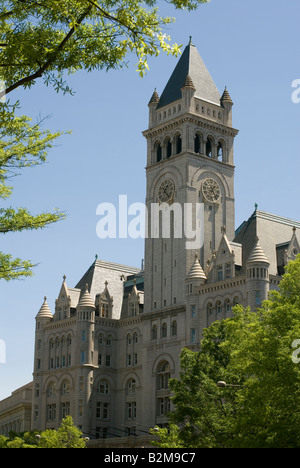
[217,381,242,388]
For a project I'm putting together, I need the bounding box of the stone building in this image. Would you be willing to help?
[0,40,299,442]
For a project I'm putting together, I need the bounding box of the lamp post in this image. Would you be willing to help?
[217,381,243,388]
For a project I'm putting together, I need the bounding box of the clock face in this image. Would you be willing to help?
[202,178,221,203]
[158,179,175,203]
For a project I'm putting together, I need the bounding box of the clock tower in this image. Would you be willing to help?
[143,40,239,313]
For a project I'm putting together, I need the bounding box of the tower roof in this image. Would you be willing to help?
[78,284,95,309]
[247,238,270,265]
[186,254,207,282]
[157,41,221,109]
[36,297,53,319]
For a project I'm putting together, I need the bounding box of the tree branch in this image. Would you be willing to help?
[1,6,92,99]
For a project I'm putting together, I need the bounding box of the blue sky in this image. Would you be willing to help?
[0,0,299,400]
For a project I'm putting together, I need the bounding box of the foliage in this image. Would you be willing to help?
[0,0,209,99]
[0,101,65,280]
[153,256,300,448]
[0,416,87,448]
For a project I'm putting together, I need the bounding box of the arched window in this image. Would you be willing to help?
[48,383,56,397]
[157,361,171,390]
[166,138,172,158]
[61,380,70,395]
[206,137,213,158]
[171,321,177,336]
[217,301,222,314]
[156,143,162,162]
[194,134,201,154]
[97,380,110,395]
[207,302,213,315]
[217,141,224,161]
[127,379,136,395]
[151,325,157,340]
[225,299,231,314]
[175,134,182,154]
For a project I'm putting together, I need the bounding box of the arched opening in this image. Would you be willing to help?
[156,143,162,162]
[166,138,172,158]
[194,134,201,154]
[206,137,213,158]
[175,134,182,154]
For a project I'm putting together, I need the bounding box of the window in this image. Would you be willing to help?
[171,321,177,336]
[217,141,224,161]
[152,325,157,340]
[217,265,223,281]
[105,355,111,367]
[161,323,167,338]
[156,143,162,162]
[157,397,170,416]
[175,134,182,154]
[226,263,232,279]
[166,139,172,158]
[207,303,213,315]
[127,379,136,395]
[157,362,171,390]
[61,402,70,419]
[126,402,137,420]
[101,304,109,318]
[98,380,110,395]
[217,301,222,314]
[191,304,196,318]
[61,381,70,395]
[194,134,201,154]
[47,404,56,421]
[225,299,231,314]
[80,351,85,364]
[206,137,213,157]
[190,328,196,344]
[81,330,86,342]
[255,291,261,306]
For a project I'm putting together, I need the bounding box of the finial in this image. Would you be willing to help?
[105,280,108,288]
[63,275,66,282]
[44,296,47,302]
[189,36,193,45]
[255,203,258,210]
[221,225,226,234]
[95,254,98,261]
[293,226,296,233]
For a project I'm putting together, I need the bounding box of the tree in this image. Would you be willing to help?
[153,256,300,448]
[0,416,87,448]
[0,0,209,99]
[0,101,65,280]
[0,0,209,281]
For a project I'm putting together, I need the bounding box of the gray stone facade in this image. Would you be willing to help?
[0,41,299,441]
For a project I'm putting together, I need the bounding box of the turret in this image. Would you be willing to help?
[181,74,196,113]
[246,237,270,310]
[186,253,207,294]
[148,89,160,128]
[220,86,233,126]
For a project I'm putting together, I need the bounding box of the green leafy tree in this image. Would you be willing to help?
[0,0,209,281]
[0,0,209,99]
[153,256,300,448]
[0,101,65,280]
[0,417,87,448]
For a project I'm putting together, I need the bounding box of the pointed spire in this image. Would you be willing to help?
[36,296,53,319]
[182,74,196,90]
[78,284,95,309]
[186,253,207,283]
[221,86,233,104]
[247,238,270,265]
[157,40,221,109]
[148,88,160,105]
